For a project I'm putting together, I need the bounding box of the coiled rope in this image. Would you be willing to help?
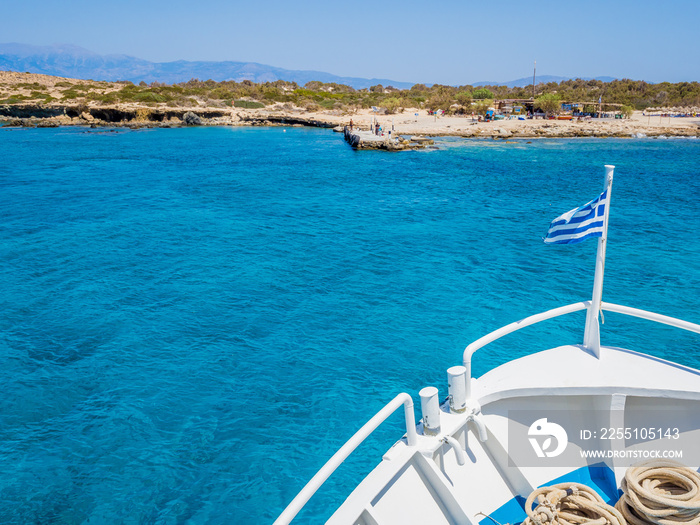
[615,460,700,525]
[523,482,625,525]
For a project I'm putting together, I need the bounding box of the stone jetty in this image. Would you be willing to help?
[342,126,434,151]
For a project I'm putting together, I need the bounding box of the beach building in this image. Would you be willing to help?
[495,99,537,117]
[494,98,627,119]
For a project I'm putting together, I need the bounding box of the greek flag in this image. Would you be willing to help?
[544,190,608,245]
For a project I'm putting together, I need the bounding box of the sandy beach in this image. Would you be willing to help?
[240,106,700,139]
[325,107,700,138]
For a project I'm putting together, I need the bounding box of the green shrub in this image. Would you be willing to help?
[621,105,634,118]
[118,84,141,95]
[455,91,472,105]
[472,88,494,100]
[61,89,83,100]
[30,91,55,102]
[87,92,119,104]
[132,92,169,103]
[535,93,561,116]
[427,93,453,111]
[233,99,265,109]
[18,82,45,90]
[0,96,28,104]
[383,97,402,114]
[60,83,94,92]
[160,85,184,94]
[304,81,324,91]
[316,99,334,109]
[473,100,491,116]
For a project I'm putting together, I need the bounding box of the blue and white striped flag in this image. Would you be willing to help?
[544,190,608,245]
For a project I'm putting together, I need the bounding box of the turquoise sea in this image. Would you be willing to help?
[1,126,699,524]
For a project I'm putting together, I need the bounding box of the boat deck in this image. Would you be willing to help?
[327,344,700,525]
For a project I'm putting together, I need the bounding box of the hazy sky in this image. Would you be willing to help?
[3,0,698,85]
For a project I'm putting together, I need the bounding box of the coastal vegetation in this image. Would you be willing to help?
[1,73,699,116]
[535,94,562,117]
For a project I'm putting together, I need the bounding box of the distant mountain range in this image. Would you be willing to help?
[0,43,416,89]
[1,43,620,90]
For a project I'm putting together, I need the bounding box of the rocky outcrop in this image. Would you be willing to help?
[0,104,67,118]
[36,120,59,128]
[0,104,228,125]
[343,127,430,151]
[182,111,203,125]
[238,113,336,128]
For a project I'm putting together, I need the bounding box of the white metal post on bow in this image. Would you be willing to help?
[583,165,615,357]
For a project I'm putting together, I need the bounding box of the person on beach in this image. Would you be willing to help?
[349,119,353,131]
[375,122,379,135]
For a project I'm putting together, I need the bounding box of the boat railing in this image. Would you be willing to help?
[273,393,417,525]
[277,302,700,523]
[462,300,700,399]
[601,302,700,334]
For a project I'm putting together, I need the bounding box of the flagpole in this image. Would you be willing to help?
[583,165,615,357]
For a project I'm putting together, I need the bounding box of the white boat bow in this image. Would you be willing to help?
[274,166,700,525]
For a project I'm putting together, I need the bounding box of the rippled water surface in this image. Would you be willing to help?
[1,127,699,523]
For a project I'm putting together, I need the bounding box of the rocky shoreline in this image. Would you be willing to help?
[2,103,699,140]
[0,103,339,129]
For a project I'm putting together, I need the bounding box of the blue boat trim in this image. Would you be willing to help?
[478,463,621,525]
